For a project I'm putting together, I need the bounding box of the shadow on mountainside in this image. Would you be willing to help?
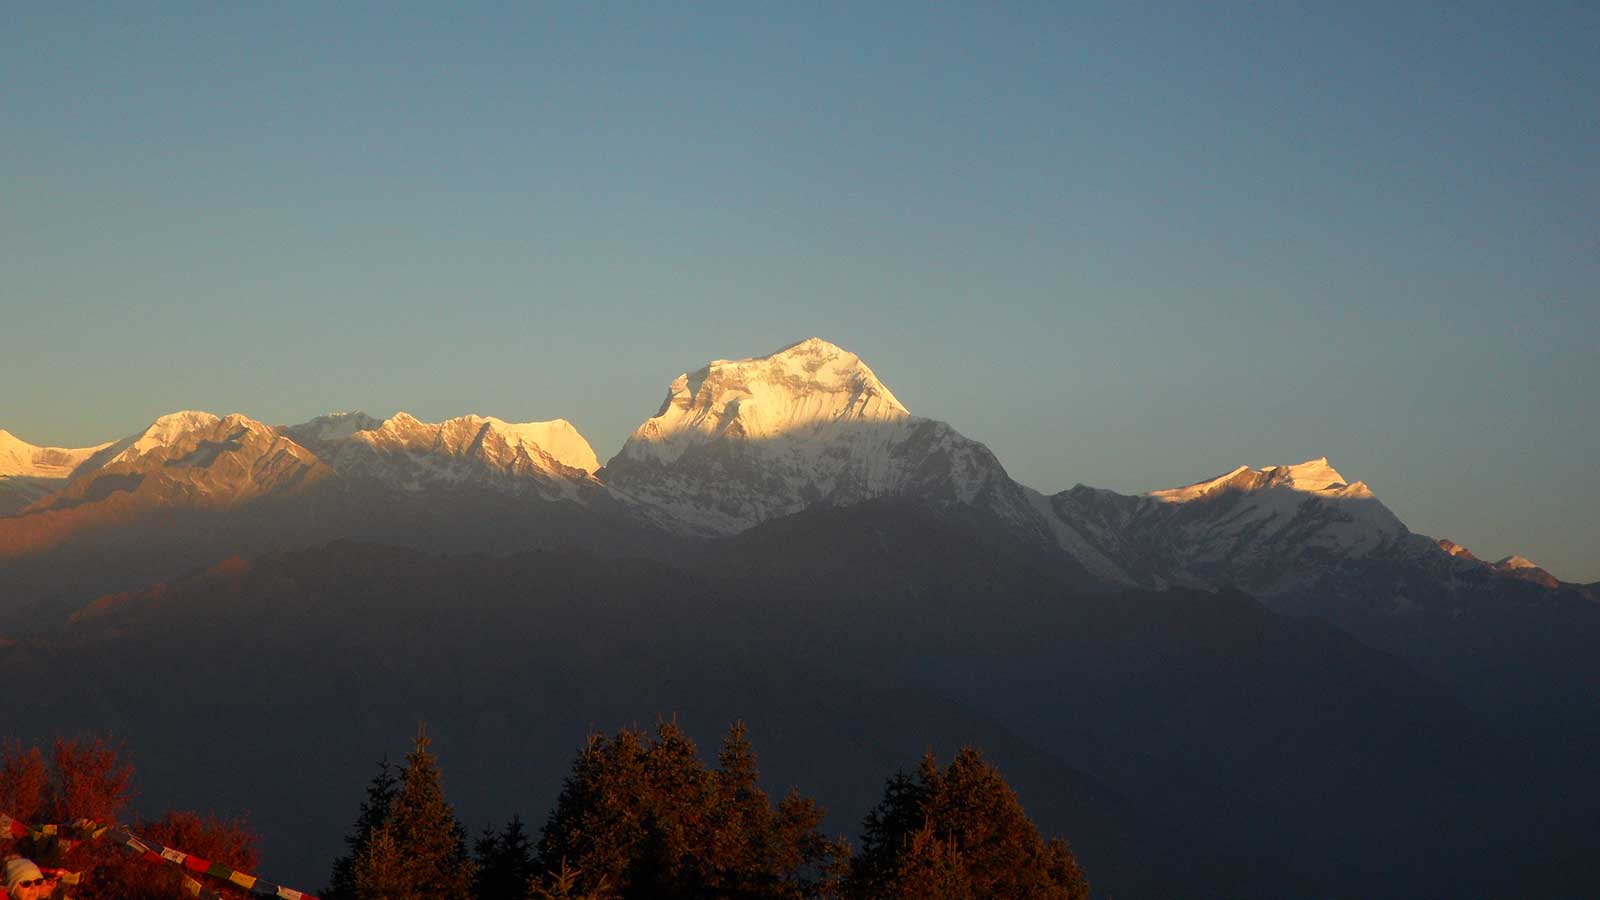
[5,505,1597,896]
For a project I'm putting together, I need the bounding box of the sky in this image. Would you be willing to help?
[3,3,1596,581]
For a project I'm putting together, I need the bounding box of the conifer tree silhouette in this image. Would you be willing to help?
[847,748,1088,900]
[535,720,846,900]
[472,814,533,900]
[351,725,474,900]
[327,758,397,900]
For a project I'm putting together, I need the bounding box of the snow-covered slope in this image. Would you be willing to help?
[3,407,606,528]
[280,411,385,450]
[1146,457,1409,558]
[321,412,600,500]
[1036,458,1436,597]
[602,338,1037,535]
[0,430,114,515]
[0,429,110,478]
[1482,552,1562,589]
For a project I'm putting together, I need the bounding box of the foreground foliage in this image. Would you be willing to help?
[7,724,1090,900]
[0,737,258,900]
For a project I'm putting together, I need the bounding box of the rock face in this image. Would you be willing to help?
[0,412,335,560]
[35,411,333,513]
[601,338,1035,535]
[0,476,63,517]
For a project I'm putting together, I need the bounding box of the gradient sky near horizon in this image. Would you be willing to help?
[4,3,1597,580]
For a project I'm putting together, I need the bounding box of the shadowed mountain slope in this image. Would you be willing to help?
[10,503,1591,896]
[0,539,1200,899]
[701,499,1579,897]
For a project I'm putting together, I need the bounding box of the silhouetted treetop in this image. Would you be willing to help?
[535,720,847,900]
[848,748,1088,900]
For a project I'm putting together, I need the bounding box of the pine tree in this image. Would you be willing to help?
[327,758,398,900]
[342,726,474,900]
[528,858,616,900]
[379,725,475,900]
[475,823,502,896]
[353,823,408,900]
[474,815,533,900]
[535,720,846,900]
[775,787,850,900]
[703,722,772,895]
[535,728,651,895]
[851,763,932,896]
[846,748,1089,900]
[888,824,974,900]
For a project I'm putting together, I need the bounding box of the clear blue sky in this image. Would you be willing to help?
[4,3,1596,581]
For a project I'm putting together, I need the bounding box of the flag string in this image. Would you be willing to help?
[1,811,318,900]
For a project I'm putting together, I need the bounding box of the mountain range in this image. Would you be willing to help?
[2,338,1580,601]
[3,338,1597,897]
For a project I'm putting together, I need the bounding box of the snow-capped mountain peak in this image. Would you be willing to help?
[52,411,285,479]
[350,412,599,474]
[1148,457,1369,504]
[322,411,601,499]
[603,339,1031,536]
[95,410,229,467]
[1036,456,1416,597]
[0,429,111,478]
[0,430,114,516]
[620,337,909,467]
[1145,465,1252,503]
[1487,553,1562,588]
[478,417,599,474]
[1269,457,1350,491]
[18,410,335,520]
[119,411,307,463]
[1431,542,1565,588]
[282,411,384,448]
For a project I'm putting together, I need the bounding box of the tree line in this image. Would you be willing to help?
[326,721,1087,900]
[1,725,1088,900]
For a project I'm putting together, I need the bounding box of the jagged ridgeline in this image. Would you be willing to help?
[1,338,1585,607]
[3,338,1598,897]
